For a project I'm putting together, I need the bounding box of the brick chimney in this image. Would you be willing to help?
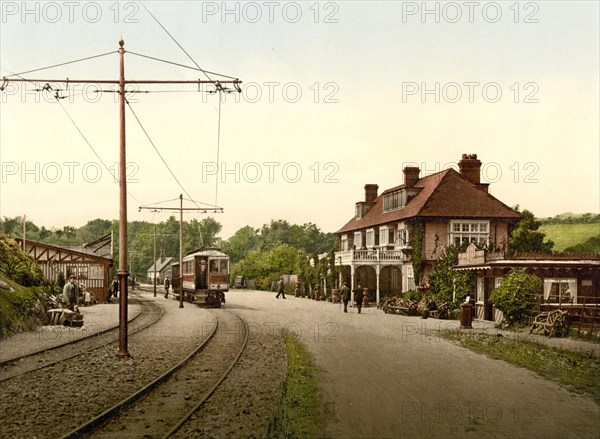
[403,166,420,188]
[458,154,481,185]
[364,184,379,202]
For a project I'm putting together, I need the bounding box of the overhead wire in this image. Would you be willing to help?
[55,98,145,207]
[4,51,117,78]
[2,69,144,207]
[139,0,230,209]
[125,99,201,209]
[138,2,213,82]
[127,51,239,80]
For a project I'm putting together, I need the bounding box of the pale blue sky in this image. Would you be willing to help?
[1,1,598,238]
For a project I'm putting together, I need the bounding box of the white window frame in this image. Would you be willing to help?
[398,227,409,247]
[340,234,349,251]
[476,277,485,303]
[383,190,407,213]
[354,231,363,249]
[449,220,490,246]
[406,265,415,291]
[379,226,389,246]
[543,278,577,304]
[366,229,375,248]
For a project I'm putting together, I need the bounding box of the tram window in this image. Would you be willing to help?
[210,260,219,273]
[220,260,228,272]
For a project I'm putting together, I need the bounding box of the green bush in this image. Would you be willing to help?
[490,269,541,325]
[0,233,45,286]
[404,289,421,301]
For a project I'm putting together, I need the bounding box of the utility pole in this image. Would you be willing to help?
[153,224,157,297]
[117,39,129,358]
[3,39,241,358]
[22,215,26,252]
[179,194,184,308]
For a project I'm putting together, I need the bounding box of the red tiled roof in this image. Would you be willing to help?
[338,169,520,233]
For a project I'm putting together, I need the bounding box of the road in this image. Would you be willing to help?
[227,289,600,439]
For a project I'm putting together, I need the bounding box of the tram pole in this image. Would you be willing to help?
[179,194,184,308]
[153,224,157,297]
[117,38,130,358]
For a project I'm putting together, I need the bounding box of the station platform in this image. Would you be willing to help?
[0,300,142,363]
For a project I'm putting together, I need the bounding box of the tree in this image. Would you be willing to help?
[196,217,222,248]
[221,226,259,263]
[509,208,554,253]
[427,245,473,308]
[490,269,541,325]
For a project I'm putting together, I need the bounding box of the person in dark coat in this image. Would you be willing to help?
[354,283,364,314]
[62,275,79,310]
[341,282,351,313]
[112,277,119,298]
[276,278,286,299]
[164,276,171,298]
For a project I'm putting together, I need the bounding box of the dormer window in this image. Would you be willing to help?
[383,190,407,212]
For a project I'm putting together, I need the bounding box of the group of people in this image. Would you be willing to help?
[274,278,367,314]
[340,282,365,313]
[61,275,94,309]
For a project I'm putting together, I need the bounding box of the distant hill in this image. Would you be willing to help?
[540,212,600,225]
[539,223,600,252]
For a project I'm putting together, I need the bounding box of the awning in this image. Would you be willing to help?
[453,266,491,271]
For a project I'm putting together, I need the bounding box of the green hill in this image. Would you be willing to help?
[539,223,600,252]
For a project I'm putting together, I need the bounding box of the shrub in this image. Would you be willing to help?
[490,269,541,325]
[404,289,421,302]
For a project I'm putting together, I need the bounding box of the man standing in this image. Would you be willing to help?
[354,283,364,314]
[164,276,170,299]
[62,275,79,310]
[341,282,350,313]
[276,277,286,299]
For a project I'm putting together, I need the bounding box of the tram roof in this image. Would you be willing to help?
[183,248,229,261]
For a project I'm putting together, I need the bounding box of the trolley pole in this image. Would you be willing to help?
[179,194,184,308]
[153,224,157,297]
[117,38,130,358]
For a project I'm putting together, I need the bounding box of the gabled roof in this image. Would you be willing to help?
[338,168,520,234]
[147,257,174,273]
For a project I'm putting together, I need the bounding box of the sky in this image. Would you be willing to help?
[0,1,598,240]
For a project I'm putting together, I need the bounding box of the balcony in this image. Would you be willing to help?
[335,248,409,265]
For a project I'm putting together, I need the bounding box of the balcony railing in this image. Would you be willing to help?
[336,249,408,264]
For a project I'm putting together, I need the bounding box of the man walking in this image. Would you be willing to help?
[164,276,170,299]
[276,277,286,299]
[354,283,364,314]
[341,282,350,313]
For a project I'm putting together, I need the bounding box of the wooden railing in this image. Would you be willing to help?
[335,249,407,264]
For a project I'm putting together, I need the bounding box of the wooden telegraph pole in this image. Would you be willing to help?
[3,40,241,358]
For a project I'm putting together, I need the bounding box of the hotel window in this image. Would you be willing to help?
[544,279,576,304]
[383,190,407,212]
[476,277,485,303]
[449,220,490,246]
[366,229,375,248]
[406,266,415,291]
[398,227,409,247]
[341,235,349,251]
[354,231,363,249]
[379,227,389,246]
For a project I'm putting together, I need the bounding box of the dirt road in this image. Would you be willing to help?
[227,290,599,439]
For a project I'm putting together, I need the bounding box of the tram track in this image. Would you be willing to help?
[61,309,249,439]
[0,293,163,382]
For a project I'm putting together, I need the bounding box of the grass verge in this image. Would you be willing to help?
[440,330,600,405]
[267,330,328,439]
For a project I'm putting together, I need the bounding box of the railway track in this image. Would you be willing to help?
[61,309,249,439]
[0,293,163,382]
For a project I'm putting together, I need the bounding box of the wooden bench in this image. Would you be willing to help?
[529,309,568,338]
